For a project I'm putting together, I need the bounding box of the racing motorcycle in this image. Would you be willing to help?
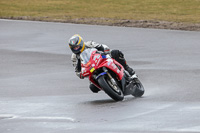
[80,48,145,101]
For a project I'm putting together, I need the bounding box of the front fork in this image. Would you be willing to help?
[102,67,120,93]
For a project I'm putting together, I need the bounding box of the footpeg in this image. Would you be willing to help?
[131,74,138,79]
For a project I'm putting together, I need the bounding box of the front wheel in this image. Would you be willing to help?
[132,78,145,97]
[98,75,124,101]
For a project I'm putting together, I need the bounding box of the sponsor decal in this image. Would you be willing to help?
[90,67,95,73]
[117,69,120,73]
[86,62,91,67]
[83,72,90,76]
[112,63,117,69]
[93,55,100,61]
[107,61,111,66]
[81,68,86,73]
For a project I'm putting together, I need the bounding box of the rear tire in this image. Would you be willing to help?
[98,75,124,101]
[132,78,145,97]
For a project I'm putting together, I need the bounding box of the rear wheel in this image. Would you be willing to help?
[98,75,124,101]
[132,78,145,97]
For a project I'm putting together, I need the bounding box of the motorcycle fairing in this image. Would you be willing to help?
[81,48,126,91]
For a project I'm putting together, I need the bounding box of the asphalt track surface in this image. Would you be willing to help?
[0,19,200,133]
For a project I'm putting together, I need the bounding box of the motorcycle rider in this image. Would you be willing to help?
[69,34,135,93]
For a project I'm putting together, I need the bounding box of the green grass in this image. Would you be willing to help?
[0,0,200,23]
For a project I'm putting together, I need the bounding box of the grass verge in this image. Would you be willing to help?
[0,0,200,30]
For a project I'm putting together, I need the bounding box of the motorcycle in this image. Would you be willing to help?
[80,48,145,101]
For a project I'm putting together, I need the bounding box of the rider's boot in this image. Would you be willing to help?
[124,70,132,83]
[125,65,135,76]
[89,83,100,93]
[125,65,138,79]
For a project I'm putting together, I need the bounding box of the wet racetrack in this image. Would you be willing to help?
[0,19,200,133]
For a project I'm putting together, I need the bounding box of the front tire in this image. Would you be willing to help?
[98,75,124,101]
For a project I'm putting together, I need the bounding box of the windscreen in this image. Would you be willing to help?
[80,48,97,64]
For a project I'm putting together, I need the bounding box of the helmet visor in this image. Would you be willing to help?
[73,46,81,51]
